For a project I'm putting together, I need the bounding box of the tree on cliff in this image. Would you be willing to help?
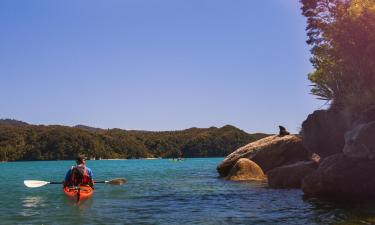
[301,0,375,110]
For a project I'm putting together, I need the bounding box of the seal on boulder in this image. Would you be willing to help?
[279,126,290,136]
[217,135,310,177]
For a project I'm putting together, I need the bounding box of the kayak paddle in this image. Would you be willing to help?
[24,180,63,188]
[24,178,127,188]
[96,178,127,185]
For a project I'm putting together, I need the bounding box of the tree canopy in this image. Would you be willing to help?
[301,0,375,110]
[0,120,268,161]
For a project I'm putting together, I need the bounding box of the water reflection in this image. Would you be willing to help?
[22,196,46,208]
[20,196,46,216]
[63,197,93,211]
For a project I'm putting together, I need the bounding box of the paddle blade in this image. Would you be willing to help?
[24,180,50,188]
[106,178,127,185]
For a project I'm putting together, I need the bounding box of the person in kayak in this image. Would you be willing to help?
[63,156,94,188]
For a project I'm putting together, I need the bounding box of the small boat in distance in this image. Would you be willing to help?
[169,158,185,162]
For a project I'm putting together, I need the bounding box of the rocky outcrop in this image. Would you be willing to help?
[267,161,317,189]
[217,135,310,177]
[352,105,375,126]
[302,154,375,201]
[343,121,375,160]
[225,158,266,181]
[301,110,350,158]
[300,107,375,202]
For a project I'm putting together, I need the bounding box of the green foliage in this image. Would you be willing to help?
[0,122,268,161]
[301,0,375,110]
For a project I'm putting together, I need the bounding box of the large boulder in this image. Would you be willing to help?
[267,161,317,189]
[217,135,310,177]
[301,110,350,158]
[225,158,266,181]
[302,154,375,201]
[343,121,375,160]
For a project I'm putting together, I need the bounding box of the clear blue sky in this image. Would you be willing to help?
[0,0,323,134]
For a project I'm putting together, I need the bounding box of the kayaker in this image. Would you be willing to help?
[63,156,94,188]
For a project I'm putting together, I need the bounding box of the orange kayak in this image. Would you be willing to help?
[63,185,94,201]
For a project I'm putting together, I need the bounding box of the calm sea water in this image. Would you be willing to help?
[1,158,375,225]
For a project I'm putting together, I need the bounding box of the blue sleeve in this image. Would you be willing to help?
[64,169,72,182]
[87,167,93,179]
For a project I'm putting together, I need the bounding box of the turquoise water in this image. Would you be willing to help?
[1,158,375,225]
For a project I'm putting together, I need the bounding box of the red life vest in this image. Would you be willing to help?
[69,165,92,186]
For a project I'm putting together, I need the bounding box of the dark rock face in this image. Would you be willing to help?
[353,105,375,126]
[299,106,375,202]
[301,110,350,158]
[302,154,375,201]
[267,161,317,189]
[225,158,266,181]
[343,121,375,160]
[217,135,310,177]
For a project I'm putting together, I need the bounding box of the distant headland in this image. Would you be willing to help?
[0,119,269,161]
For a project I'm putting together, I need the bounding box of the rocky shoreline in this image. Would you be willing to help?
[217,107,375,202]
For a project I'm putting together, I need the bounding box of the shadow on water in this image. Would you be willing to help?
[304,197,375,225]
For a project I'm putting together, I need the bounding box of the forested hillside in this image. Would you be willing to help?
[0,120,269,161]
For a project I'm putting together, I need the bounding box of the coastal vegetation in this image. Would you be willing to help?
[0,119,268,161]
[217,0,375,202]
[301,0,375,110]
